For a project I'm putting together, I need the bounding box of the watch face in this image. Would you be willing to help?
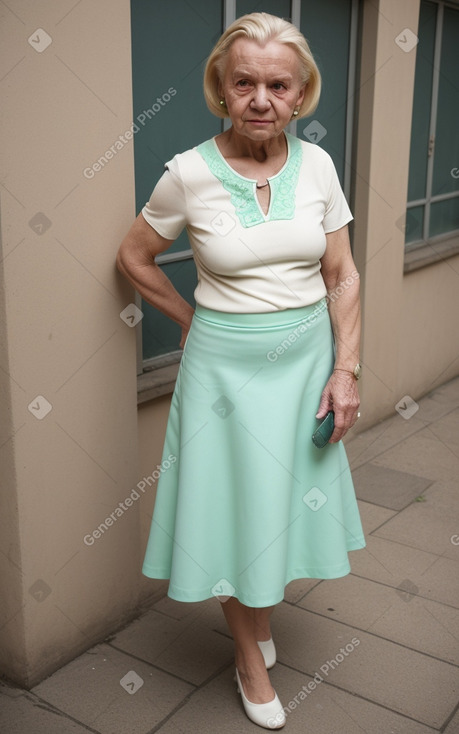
[354,363,362,380]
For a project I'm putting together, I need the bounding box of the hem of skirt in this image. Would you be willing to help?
[141,539,366,607]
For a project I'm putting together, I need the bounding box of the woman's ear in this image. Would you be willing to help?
[296,83,307,108]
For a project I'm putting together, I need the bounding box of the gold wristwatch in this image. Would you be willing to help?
[334,364,362,380]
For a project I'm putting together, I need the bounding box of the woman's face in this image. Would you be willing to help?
[219,38,306,142]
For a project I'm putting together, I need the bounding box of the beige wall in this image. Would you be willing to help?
[1,0,458,689]
[351,0,454,428]
[353,0,416,427]
[0,0,146,687]
[399,256,459,395]
[353,0,459,430]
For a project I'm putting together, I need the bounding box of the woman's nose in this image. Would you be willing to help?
[250,85,271,110]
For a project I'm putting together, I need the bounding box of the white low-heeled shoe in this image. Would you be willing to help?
[235,667,286,729]
[257,638,276,669]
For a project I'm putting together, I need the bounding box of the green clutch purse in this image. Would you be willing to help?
[312,411,335,448]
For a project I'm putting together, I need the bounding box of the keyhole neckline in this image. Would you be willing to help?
[211,134,291,185]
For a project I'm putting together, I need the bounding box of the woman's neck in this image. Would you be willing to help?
[217,127,287,163]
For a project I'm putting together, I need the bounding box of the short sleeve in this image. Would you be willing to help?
[141,157,187,240]
[322,156,353,234]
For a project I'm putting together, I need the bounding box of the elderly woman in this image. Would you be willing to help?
[117,12,365,730]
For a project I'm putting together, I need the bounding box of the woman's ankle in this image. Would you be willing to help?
[235,650,275,704]
[253,607,274,642]
[235,642,266,674]
[256,630,272,642]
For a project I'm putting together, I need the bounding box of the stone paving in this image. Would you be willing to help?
[1,377,459,733]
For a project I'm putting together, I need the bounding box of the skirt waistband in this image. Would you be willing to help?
[194,299,328,329]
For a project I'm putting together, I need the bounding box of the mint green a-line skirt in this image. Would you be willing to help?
[141,299,366,607]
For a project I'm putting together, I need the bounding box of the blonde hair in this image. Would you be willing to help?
[203,12,321,120]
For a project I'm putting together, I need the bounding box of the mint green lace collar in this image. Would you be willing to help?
[196,132,302,228]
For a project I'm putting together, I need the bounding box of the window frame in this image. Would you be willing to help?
[404,0,459,269]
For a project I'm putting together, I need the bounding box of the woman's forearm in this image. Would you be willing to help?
[117,255,194,331]
[327,277,361,372]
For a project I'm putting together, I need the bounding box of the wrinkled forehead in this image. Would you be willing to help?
[225,38,301,79]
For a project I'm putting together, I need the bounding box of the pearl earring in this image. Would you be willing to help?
[220,99,226,107]
[292,109,299,117]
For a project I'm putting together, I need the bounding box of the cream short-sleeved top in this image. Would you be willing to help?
[142,132,352,313]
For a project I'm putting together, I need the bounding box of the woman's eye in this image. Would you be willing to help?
[273,82,286,90]
[236,80,250,87]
